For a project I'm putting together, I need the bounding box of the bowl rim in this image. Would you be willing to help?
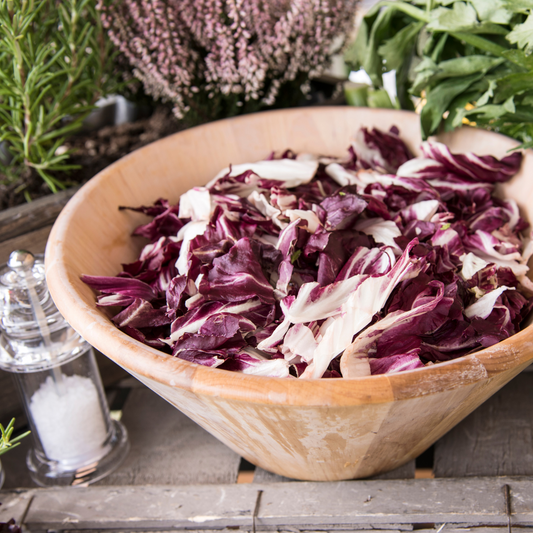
[45,106,533,407]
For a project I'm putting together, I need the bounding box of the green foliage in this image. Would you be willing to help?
[344,83,399,109]
[0,0,121,194]
[345,0,533,147]
[0,418,30,456]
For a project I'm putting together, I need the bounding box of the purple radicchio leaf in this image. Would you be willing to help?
[120,325,170,350]
[319,192,367,231]
[0,518,23,533]
[120,199,184,242]
[112,298,173,328]
[172,331,247,358]
[169,298,267,343]
[85,124,533,379]
[421,141,522,183]
[400,200,440,224]
[336,246,395,281]
[463,230,527,277]
[81,275,157,301]
[396,158,448,180]
[352,126,413,173]
[302,238,425,378]
[369,353,425,374]
[280,323,319,364]
[198,238,275,304]
[340,279,445,377]
[219,349,290,377]
[275,217,309,296]
[208,159,319,189]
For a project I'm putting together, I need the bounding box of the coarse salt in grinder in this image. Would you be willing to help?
[0,250,129,486]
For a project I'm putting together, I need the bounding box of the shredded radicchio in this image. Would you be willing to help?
[82,126,533,379]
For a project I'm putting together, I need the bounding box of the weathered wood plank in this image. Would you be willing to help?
[96,387,241,486]
[21,477,533,530]
[0,187,78,243]
[1,437,34,489]
[93,350,130,389]
[60,530,404,533]
[0,371,24,426]
[254,460,416,483]
[0,489,34,525]
[253,468,294,483]
[370,461,416,480]
[41,530,533,533]
[434,372,533,477]
[0,225,51,264]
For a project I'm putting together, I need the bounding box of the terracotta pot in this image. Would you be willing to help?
[45,107,533,481]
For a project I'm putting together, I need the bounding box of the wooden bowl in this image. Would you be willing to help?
[45,108,533,481]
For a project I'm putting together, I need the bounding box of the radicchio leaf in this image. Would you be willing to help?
[83,125,532,380]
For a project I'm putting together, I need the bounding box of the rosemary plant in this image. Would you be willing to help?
[0,418,30,457]
[0,0,121,195]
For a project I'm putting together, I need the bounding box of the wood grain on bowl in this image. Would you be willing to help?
[45,107,533,481]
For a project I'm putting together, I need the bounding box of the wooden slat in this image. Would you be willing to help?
[20,477,533,530]
[35,530,532,533]
[93,350,130,388]
[370,461,416,480]
[1,437,34,489]
[0,371,24,425]
[0,489,34,525]
[97,387,241,486]
[253,461,416,483]
[434,372,533,477]
[0,187,77,243]
[253,468,294,483]
[0,225,51,264]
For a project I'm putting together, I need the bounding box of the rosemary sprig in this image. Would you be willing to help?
[0,0,122,194]
[0,418,30,457]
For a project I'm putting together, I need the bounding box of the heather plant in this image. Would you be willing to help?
[0,0,121,196]
[99,0,358,124]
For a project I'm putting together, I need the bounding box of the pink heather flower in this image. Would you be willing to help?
[99,0,358,119]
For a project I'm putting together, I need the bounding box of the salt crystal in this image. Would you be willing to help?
[29,373,108,465]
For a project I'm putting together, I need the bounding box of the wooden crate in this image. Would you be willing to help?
[2,192,533,531]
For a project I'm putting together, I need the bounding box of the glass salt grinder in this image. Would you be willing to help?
[0,250,129,487]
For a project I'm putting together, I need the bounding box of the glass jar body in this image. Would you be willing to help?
[12,344,128,486]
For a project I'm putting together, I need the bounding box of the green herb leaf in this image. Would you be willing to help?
[451,31,508,56]
[470,0,513,23]
[378,21,425,71]
[502,0,533,14]
[502,48,533,70]
[445,89,483,129]
[412,55,504,93]
[368,88,398,109]
[494,71,533,101]
[427,3,479,32]
[421,72,484,137]
[344,84,369,107]
[507,12,533,52]
[465,96,516,122]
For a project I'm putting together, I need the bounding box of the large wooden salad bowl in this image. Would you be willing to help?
[45,108,533,481]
